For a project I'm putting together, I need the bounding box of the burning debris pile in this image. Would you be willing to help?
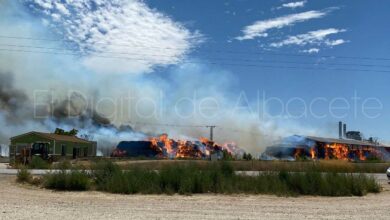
[112,134,245,159]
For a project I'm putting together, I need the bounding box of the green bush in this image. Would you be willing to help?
[92,162,380,196]
[37,161,382,196]
[91,160,122,190]
[17,167,32,183]
[29,156,50,169]
[43,170,90,191]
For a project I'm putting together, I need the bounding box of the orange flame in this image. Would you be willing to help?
[310,148,316,159]
[325,143,349,160]
[148,134,240,159]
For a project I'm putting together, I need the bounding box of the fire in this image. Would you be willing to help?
[310,148,316,159]
[158,133,173,154]
[148,134,242,159]
[325,143,349,160]
[321,143,381,161]
[294,148,305,159]
[200,137,210,144]
[358,149,366,161]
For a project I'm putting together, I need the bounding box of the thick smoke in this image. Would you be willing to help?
[0,1,321,156]
[0,72,28,121]
[0,71,146,155]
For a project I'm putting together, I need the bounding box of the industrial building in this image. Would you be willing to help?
[9,131,97,163]
[262,122,390,161]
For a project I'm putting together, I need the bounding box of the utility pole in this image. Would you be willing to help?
[206,125,216,141]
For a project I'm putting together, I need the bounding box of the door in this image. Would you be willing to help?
[61,145,66,157]
[72,148,77,159]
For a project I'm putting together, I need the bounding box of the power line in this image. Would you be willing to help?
[1,35,390,61]
[130,122,266,137]
[130,122,206,128]
[217,127,269,136]
[2,43,390,69]
[2,48,390,73]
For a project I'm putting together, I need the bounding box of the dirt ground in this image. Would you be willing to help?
[0,175,389,220]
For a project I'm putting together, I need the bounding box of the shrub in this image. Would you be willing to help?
[91,160,122,190]
[38,161,382,196]
[17,167,32,183]
[29,156,50,169]
[43,170,90,191]
[53,160,72,170]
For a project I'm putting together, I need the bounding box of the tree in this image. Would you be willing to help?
[222,149,233,161]
[243,153,253,161]
[54,128,78,136]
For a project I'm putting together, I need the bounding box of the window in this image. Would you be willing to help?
[61,145,66,156]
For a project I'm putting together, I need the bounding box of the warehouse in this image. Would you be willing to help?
[262,122,390,161]
[262,135,390,161]
[9,131,97,163]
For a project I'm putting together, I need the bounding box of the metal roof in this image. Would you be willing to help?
[11,131,93,144]
[303,135,388,147]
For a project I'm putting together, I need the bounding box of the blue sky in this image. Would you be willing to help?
[146,0,390,140]
[1,0,390,146]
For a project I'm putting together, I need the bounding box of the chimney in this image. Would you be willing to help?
[338,121,342,139]
[343,123,347,138]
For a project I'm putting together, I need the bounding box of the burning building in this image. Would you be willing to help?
[261,122,390,161]
[111,134,244,159]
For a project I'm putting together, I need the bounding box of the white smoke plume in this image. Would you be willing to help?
[0,1,320,156]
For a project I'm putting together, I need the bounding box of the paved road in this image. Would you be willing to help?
[236,171,389,181]
[0,168,55,175]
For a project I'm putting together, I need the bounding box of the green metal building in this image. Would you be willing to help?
[9,131,97,162]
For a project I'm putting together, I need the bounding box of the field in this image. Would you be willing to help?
[1,174,390,220]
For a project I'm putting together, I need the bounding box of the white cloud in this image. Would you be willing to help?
[301,48,320,53]
[33,0,52,9]
[326,39,345,46]
[270,28,346,47]
[54,2,70,16]
[28,0,203,74]
[236,10,329,41]
[279,1,307,9]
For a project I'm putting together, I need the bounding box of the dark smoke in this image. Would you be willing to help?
[52,98,112,127]
[0,72,28,121]
[0,72,113,128]
[0,72,144,155]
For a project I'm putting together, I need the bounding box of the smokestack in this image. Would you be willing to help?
[338,121,342,139]
[343,123,347,138]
